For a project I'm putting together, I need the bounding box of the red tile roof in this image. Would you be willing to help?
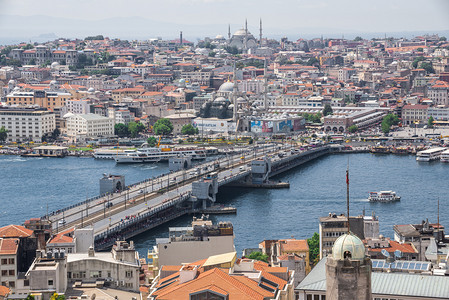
[0,238,19,255]
[0,225,33,238]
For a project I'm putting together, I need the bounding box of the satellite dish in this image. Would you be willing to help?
[394,250,402,258]
[381,249,390,258]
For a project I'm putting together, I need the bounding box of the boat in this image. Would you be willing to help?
[114,143,207,164]
[416,147,446,162]
[93,148,136,159]
[368,191,401,202]
[113,152,161,164]
[440,149,449,162]
[370,145,390,154]
[391,146,410,155]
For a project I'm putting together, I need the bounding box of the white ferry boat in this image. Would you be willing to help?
[416,147,446,162]
[440,149,449,162]
[114,144,207,164]
[368,191,401,202]
[93,148,136,160]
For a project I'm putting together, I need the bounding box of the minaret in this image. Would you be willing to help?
[180,31,183,46]
[259,18,263,47]
[233,63,238,121]
[263,59,268,110]
[244,19,248,51]
[228,24,231,40]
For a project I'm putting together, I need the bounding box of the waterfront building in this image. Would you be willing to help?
[165,113,196,135]
[0,106,55,142]
[149,217,235,268]
[401,104,428,125]
[65,99,91,115]
[65,113,114,142]
[67,241,140,291]
[428,80,449,106]
[148,253,295,299]
[319,212,379,259]
[5,90,72,112]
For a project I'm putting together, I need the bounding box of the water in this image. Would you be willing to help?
[0,153,447,258]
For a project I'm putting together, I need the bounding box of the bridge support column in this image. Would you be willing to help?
[251,156,272,184]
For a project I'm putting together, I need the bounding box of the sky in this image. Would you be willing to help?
[0,0,448,41]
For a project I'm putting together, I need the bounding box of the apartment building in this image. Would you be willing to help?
[5,90,72,112]
[65,113,114,141]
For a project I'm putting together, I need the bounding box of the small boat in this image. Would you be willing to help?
[370,146,390,154]
[368,191,400,202]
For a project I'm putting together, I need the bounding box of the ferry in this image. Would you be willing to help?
[440,149,449,162]
[368,191,401,202]
[114,144,207,164]
[416,147,446,162]
[93,148,136,160]
[370,145,390,154]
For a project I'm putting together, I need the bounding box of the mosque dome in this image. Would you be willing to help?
[234,28,249,36]
[215,35,224,39]
[214,96,226,102]
[51,62,60,69]
[332,233,366,261]
[8,79,16,85]
[88,87,95,93]
[218,81,234,92]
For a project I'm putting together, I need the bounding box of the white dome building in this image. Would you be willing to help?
[228,23,258,50]
[332,233,366,261]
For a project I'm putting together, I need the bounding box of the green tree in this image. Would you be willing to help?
[348,125,358,133]
[323,104,333,116]
[0,126,7,143]
[181,124,197,135]
[412,56,425,68]
[128,122,145,138]
[247,251,269,263]
[421,62,435,73]
[428,116,434,128]
[51,128,61,140]
[25,295,35,300]
[153,118,173,136]
[353,36,363,41]
[114,123,129,137]
[22,44,34,50]
[306,57,320,67]
[85,35,104,40]
[416,47,423,52]
[381,113,399,134]
[440,36,447,41]
[307,232,320,266]
[29,58,36,65]
[147,136,157,147]
[50,293,65,300]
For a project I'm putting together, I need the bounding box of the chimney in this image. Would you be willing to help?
[179,265,199,284]
[88,246,95,257]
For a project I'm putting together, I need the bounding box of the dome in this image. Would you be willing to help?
[234,28,249,36]
[332,233,366,261]
[218,81,235,92]
[8,79,16,85]
[88,87,95,93]
[214,96,226,102]
[51,62,60,69]
[215,35,224,39]
[63,112,75,118]
[50,80,57,85]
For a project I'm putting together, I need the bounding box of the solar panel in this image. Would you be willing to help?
[415,263,421,270]
[261,277,279,288]
[421,263,429,270]
[402,262,409,269]
[372,261,378,268]
[377,261,384,268]
[395,261,403,269]
[259,283,276,293]
[409,263,415,269]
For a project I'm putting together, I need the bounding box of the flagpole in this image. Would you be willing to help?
[346,164,350,234]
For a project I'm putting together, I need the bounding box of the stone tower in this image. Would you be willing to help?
[326,233,372,300]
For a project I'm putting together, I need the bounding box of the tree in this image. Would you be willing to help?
[25,295,35,300]
[348,125,358,133]
[147,136,157,147]
[247,251,269,263]
[381,113,399,134]
[323,104,333,116]
[50,293,65,300]
[0,126,7,143]
[22,44,34,50]
[440,36,447,41]
[416,47,423,52]
[353,36,363,41]
[153,118,173,136]
[428,116,434,128]
[51,128,61,140]
[421,62,435,74]
[412,56,425,68]
[307,232,320,266]
[114,123,129,137]
[85,35,104,40]
[128,122,145,138]
[29,58,36,65]
[181,124,197,135]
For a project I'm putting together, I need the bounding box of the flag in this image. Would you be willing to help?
[346,169,349,185]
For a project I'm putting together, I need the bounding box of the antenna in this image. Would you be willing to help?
[381,249,390,258]
[346,159,350,233]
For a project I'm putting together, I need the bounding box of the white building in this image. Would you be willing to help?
[67,241,140,291]
[65,99,91,115]
[108,108,132,125]
[429,81,449,106]
[0,107,55,142]
[65,113,114,142]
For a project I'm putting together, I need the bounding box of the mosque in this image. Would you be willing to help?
[227,19,262,51]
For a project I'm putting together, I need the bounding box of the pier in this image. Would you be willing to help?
[41,144,335,250]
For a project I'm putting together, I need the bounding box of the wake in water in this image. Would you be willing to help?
[0,157,27,162]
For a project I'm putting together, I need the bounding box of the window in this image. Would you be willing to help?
[8,270,15,276]
[125,271,133,278]
[24,280,29,286]
[1,259,7,264]
[48,280,54,286]
[8,281,15,288]
[1,270,7,276]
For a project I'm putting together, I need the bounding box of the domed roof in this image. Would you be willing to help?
[50,80,58,85]
[63,112,75,118]
[218,81,234,92]
[214,96,226,102]
[332,233,366,261]
[234,28,249,36]
[8,79,16,85]
[215,34,224,39]
[51,62,60,68]
[88,87,95,92]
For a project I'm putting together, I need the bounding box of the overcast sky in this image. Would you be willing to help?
[0,0,448,39]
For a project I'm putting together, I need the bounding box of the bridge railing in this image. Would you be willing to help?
[94,192,192,241]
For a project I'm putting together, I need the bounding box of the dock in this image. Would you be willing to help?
[199,205,237,214]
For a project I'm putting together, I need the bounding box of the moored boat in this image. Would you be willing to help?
[368,191,401,202]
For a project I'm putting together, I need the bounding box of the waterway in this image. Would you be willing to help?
[0,153,447,258]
